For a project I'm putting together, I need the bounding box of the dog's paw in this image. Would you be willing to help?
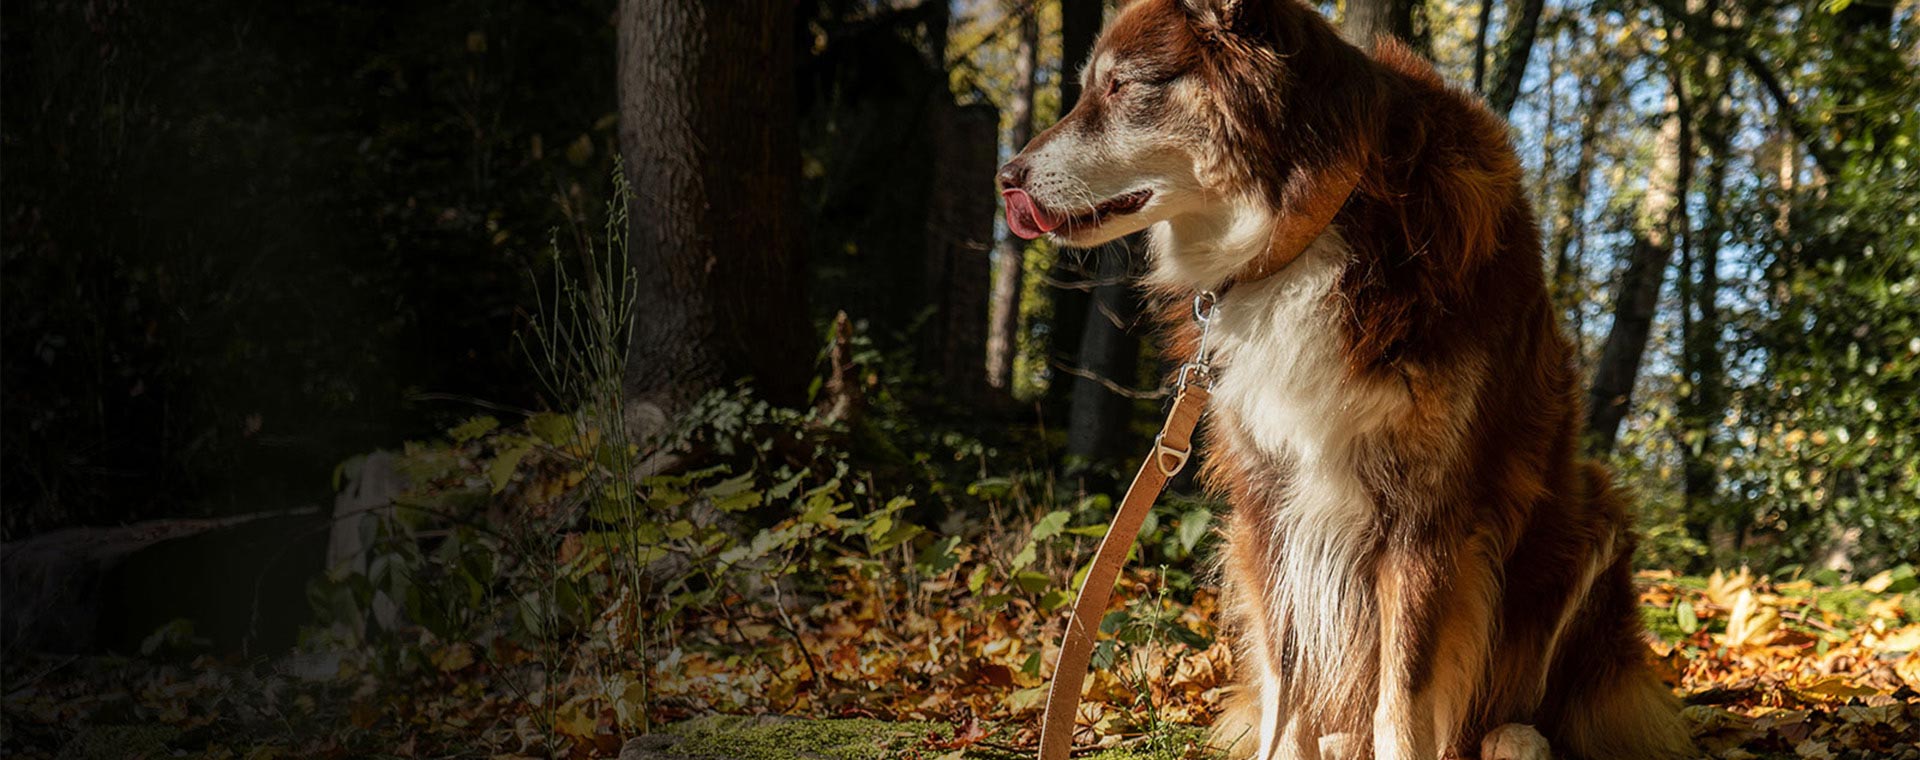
[1480,724,1551,760]
[1316,732,1363,760]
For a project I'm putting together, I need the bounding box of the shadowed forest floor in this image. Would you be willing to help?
[5,411,1917,760]
[5,566,1918,759]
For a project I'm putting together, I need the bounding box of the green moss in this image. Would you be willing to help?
[1641,603,1699,642]
[655,716,944,760]
[1082,726,1218,760]
[55,724,179,760]
[1667,575,1711,591]
[1810,586,1887,622]
[1084,745,1196,760]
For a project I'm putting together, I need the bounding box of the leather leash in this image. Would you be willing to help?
[1036,292,1218,760]
[1033,157,1363,759]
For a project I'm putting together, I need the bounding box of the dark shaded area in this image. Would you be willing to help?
[2,0,993,543]
[2,0,618,537]
[2,510,326,653]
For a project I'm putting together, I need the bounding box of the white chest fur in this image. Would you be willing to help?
[1206,233,1412,702]
[1207,235,1409,461]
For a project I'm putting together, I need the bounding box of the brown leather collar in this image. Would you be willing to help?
[1219,157,1365,295]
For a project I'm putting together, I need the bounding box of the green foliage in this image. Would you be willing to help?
[1714,24,1920,571]
[1557,0,1920,575]
[302,181,1226,741]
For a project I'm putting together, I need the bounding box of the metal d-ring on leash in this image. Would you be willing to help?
[1036,290,1218,760]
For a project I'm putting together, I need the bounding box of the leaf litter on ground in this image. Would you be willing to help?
[6,561,1918,759]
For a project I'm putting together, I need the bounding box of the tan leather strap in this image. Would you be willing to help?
[1037,382,1211,760]
[1234,158,1365,286]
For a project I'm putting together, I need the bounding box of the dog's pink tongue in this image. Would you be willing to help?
[1001,188,1064,239]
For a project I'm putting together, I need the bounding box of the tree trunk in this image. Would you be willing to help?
[1042,0,1105,418]
[1679,47,1733,552]
[1061,0,1101,110]
[924,0,950,68]
[1586,77,1693,455]
[1471,0,1495,92]
[1485,0,1545,116]
[1064,249,1145,475]
[1548,73,1610,366]
[986,2,1042,392]
[1771,116,1798,239]
[922,102,1001,404]
[618,0,811,429]
[1341,0,1421,51]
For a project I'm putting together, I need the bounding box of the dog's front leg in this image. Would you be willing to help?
[1256,673,1320,760]
[1372,553,1443,760]
[1241,649,1321,760]
[1273,710,1321,760]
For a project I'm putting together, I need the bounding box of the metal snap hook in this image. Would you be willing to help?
[1192,290,1218,324]
[1179,290,1221,391]
[1175,362,1211,390]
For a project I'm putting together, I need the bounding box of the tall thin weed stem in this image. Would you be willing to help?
[519,165,653,732]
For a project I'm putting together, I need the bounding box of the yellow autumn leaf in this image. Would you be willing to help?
[1866,596,1906,620]
[432,642,475,673]
[1796,675,1879,700]
[1707,567,1753,608]
[1724,589,1781,647]
[553,700,596,739]
[1895,654,1920,690]
[1870,624,1920,653]
[1002,684,1047,715]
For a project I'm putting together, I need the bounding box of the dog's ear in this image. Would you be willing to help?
[1177,0,1294,50]
[1176,0,1252,35]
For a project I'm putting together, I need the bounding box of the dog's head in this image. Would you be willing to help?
[998,0,1380,287]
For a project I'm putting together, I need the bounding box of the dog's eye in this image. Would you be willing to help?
[1106,77,1127,98]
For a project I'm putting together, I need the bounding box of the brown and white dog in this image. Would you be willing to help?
[996,1,1694,758]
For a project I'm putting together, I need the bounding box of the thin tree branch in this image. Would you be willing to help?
[1640,0,1843,175]
[945,0,1041,71]
[1471,0,1496,92]
[1036,273,1134,291]
[1049,360,1169,400]
[1487,0,1546,116]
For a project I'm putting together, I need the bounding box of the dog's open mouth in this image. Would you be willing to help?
[1001,189,1153,240]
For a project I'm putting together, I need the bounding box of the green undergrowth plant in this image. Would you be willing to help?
[519,166,649,730]
[303,167,1236,751]
[1096,571,1221,760]
[307,386,1235,748]
[967,474,1224,618]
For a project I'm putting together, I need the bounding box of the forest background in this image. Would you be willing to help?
[3,0,1917,757]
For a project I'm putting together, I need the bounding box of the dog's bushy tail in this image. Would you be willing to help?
[1556,661,1694,760]
[1555,465,1696,760]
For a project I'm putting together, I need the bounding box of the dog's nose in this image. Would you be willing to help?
[997,159,1029,190]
